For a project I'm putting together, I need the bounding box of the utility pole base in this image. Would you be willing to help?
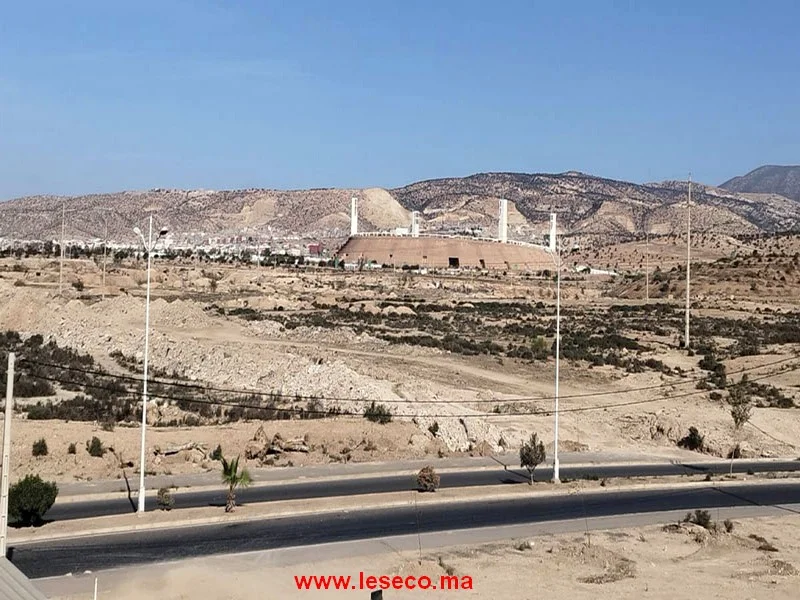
[552,461,561,484]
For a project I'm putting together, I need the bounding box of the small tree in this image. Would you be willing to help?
[530,336,550,360]
[210,444,223,461]
[32,438,48,457]
[728,380,752,473]
[519,433,546,484]
[678,427,705,452]
[9,475,59,526]
[729,382,752,430]
[221,455,251,513]
[157,487,175,511]
[86,436,105,457]
[416,466,440,492]
[364,401,392,424]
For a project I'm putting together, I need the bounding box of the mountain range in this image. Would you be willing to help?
[1,167,798,244]
[720,165,800,202]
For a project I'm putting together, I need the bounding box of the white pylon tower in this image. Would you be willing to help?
[350,196,358,237]
[498,199,508,243]
[411,211,420,238]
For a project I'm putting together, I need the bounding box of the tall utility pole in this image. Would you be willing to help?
[59,203,66,295]
[0,352,15,558]
[553,245,561,483]
[645,230,650,304]
[102,218,109,300]
[97,208,114,300]
[547,213,561,484]
[684,174,692,349]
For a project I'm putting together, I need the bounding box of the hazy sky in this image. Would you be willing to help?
[1,0,798,199]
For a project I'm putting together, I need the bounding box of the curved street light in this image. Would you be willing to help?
[133,216,168,513]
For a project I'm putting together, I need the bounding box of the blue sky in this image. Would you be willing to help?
[1,1,798,199]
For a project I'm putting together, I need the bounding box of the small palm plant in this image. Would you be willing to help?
[221,455,251,512]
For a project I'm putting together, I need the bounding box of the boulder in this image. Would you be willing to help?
[253,424,269,445]
[244,440,264,460]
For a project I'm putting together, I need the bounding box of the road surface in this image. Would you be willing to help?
[12,481,800,579]
[47,459,799,522]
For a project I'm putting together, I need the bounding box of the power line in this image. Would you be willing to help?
[18,360,800,420]
[17,353,799,406]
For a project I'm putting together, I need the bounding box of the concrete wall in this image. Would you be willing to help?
[336,236,552,270]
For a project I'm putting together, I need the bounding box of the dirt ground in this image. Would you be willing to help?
[2,418,442,483]
[1,252,799,485]
[50,515,800,599]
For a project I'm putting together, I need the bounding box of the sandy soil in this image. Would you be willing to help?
[1,418,443,483]
[49,514,800,599]
[1,257,798,486]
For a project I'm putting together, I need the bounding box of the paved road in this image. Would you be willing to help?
[12,481,800,579]
[47,459,799,522]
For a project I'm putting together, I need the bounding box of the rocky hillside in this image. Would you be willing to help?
[0,187,411,244]
[2,171,799,243]
[721,165,800,202]
[392,172,800,237]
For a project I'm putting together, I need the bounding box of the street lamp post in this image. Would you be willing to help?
[133,216,168,513]
[553,248,561,483]
[59,203,65,295]
[546,213,562,483]
[98,209,113,300]
[684,174,692,350]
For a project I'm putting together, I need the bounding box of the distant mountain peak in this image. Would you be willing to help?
[721,165,800,202]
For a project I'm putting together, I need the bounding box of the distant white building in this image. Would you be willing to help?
[575,265,618,276]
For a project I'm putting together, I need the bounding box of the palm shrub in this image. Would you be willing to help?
[9,475,59,526]
[221,455,251,513]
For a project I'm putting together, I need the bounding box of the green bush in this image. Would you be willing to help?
[683,509,713,530]
[519,432,547,484]
[416,465,440,492]
[364,401,392,424]
[677,427,705,452]
[9,474,59,526]
[32,438,48,457]
[157,487,175,511]
[86,436,105,458]
[530,336,550,360]
[723,519,735,533]
[210,444,223,461]
[67,442,77,455]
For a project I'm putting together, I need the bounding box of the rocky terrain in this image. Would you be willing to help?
[1,238,799,483]
[2,171,800,245]
[722,165,800,203]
